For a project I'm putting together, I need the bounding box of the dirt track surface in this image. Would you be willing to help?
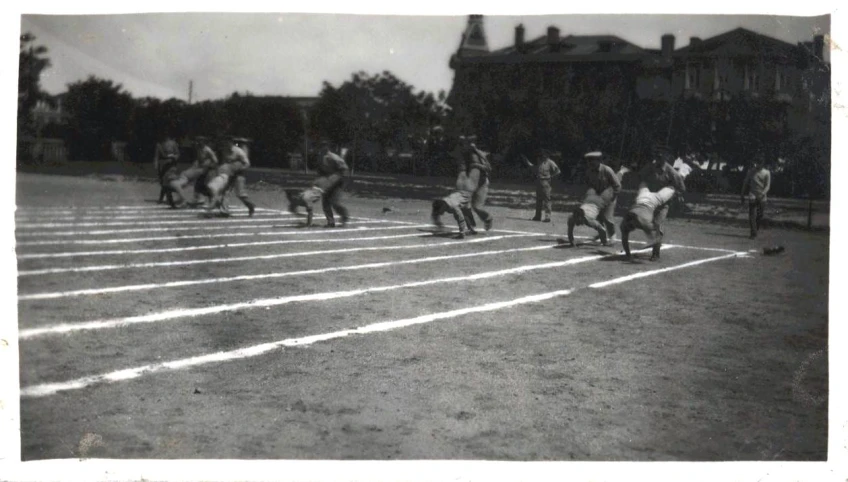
[16,171,828,461]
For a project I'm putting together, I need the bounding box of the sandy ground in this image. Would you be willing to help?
[15,170,828,461]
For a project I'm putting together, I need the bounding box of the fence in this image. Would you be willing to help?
[17,137,68,166]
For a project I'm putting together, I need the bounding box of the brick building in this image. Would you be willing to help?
[447,15,829,170]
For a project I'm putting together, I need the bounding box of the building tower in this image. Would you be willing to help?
[456,14,490,56]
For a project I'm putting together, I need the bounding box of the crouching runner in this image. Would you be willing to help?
[431,165,478,239]
[620,185,677,261]
[563,187,616,246]
[285,175,333,227]
[205,137,255,217]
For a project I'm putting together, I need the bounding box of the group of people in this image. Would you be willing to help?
[154,135,255,217]
[523,143,771,259]
[433,141,688,261]
[430,135,494,238]
[153,136,350,227]
[534,145,686,261]
[154,133,772,258]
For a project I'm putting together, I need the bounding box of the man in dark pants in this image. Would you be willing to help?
[316,141,350,228]
[457,135,493,233]
[523,148,561,222]
[154,134,181,205]
[741,156,771,239]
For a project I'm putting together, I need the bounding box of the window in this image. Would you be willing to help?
[685,63,700,90]
[744,64,759,91]
[775,66,788,91]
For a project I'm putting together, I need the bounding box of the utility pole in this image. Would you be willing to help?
[188,80,193,105]
[302,108,309,173]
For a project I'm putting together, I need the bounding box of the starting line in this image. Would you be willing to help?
[20,250,747,398]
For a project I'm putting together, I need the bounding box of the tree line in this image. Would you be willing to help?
[18,32,829,198]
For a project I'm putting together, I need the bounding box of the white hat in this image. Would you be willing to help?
[584,151,603,158]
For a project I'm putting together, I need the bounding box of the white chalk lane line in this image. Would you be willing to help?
[16,205,286,212]
[15,210,378,227]
[492,227,740,254]
[15,219,392,238]
[16,231,437,260]
[16,215,328,229]
[15,205,170,212]
[19,250,747,398]
[18,244,664,339]
[15,211,281,222]
[17,234,529,277]
[19,242,559,301]
[14,223,429,247]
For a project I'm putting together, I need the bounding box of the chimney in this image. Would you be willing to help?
[662,34,675,58]
[547,26,560,50]
[690,37,702,47]
[814,34,824,60]
[515,24,525,50]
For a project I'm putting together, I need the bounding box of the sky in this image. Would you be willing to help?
[2,2,847,479]
[16,5,832,103]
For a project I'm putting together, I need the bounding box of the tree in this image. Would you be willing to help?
[63,76,134,160]
[18,33,51,136]
[312,71,449,173]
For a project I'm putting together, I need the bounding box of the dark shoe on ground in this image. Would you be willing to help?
[531,217,541,222]
[324,223,336,228]
[542,218,551,223]
[484,219,493,231]
[764,246,785,255]
[247,204,255,217]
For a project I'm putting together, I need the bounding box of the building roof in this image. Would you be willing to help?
[490,33,648,57]
[673,27,801,61]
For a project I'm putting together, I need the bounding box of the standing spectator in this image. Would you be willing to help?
[583,151,622,242]
[741,156,771,239]
[316,141,350,228]
[523,147,561,222]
